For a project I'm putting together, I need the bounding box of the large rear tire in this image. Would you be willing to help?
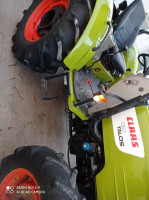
[12,0,95,73]
[0,146,84,200]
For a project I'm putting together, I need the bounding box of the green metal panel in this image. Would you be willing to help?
[64,0,113,70]
[96,106,149,200]
[123,45,140,75]
[87,45,139,87]
[87,59,115,83]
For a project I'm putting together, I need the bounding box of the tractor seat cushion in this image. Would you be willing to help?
[113,0,146,50]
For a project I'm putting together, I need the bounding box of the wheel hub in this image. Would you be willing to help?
[25,0,70,41]
[10,192,34,200]
[0,168,40,200]
[37,6,65,37]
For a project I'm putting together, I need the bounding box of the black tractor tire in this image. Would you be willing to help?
[12,0,96,73]
[0,146,84,200]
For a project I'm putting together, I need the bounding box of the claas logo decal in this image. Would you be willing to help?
[117,117,139,148]
[112,108,144,158]
[127,117,139,148]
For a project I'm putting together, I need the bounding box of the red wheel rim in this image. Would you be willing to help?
[25,0,70,41]
[0,168,41,200]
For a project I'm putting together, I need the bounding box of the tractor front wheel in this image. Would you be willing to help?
[0,146,83,200]
[12,0,95,73]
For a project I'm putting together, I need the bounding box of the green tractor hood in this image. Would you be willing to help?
[96,106,149,200]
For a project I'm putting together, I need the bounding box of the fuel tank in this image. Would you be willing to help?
[96,106,149,200]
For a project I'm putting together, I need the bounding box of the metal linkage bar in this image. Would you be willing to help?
[92,93,149,119]
[74,98,93,107]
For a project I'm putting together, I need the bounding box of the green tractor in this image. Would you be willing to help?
[0,0,149,199]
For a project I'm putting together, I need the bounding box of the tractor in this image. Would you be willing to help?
[0,0,149,199]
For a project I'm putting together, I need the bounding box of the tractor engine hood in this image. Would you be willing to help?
[96,106,149,200]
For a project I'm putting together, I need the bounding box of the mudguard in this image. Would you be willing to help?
[96,106,149,200]
[64,0,113,70]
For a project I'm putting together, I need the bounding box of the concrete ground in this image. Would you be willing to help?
[0,0,70,162]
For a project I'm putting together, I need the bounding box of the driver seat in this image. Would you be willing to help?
[110,0,146,74]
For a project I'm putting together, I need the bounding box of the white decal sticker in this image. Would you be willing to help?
[112,108,144,158]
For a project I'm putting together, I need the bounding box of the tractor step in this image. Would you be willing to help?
[41,72,69,100]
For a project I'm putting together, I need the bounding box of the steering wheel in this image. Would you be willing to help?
[138,53,149,76]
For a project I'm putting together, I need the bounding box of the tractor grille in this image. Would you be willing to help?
[73,68,100,115]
